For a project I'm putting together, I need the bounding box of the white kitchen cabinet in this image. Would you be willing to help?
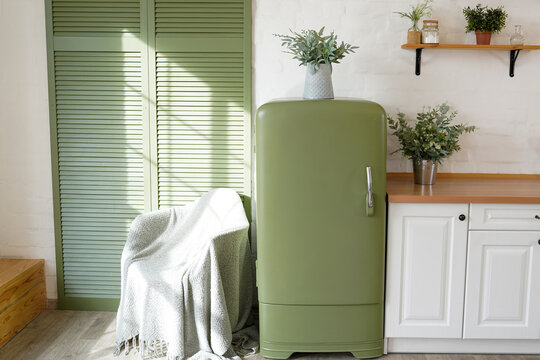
[385,203,469,338]
[464,231,540,339]
[386,201,540,349]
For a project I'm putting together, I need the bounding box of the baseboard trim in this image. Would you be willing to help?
[46,298,58,310]
[388,338,540,354]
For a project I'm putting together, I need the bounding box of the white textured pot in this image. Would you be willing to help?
[303,63,334,100]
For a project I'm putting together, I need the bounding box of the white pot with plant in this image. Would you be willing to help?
[395,0,433,44]
[274,27,357,100]
[388,103,476,185]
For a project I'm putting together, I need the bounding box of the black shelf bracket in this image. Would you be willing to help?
[415,48,423,76]
[509,49,520,77]
[410,46,529,77]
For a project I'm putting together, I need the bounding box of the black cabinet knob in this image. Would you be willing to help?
[538,239,540,245]
[459,214,466,221]
[535,215,540,220]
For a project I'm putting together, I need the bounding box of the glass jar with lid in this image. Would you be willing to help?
[422,20,439,44]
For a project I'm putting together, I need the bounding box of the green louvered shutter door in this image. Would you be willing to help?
[152,0,251,208]
[46,0,147,310]
[46,0,251,310]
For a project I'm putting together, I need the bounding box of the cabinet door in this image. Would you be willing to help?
[386,203,469,338]
[464,231,540,339]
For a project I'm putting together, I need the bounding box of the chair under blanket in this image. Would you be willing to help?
[115,188,256,360]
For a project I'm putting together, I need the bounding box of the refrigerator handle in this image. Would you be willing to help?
[366,167,374,216]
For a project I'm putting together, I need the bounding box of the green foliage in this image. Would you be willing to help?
[395,0,433,31]
[274,27,358,70]
[463,4,508,33]
[388,103,476,163]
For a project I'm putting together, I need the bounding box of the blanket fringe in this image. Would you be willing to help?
[115,335,171,359]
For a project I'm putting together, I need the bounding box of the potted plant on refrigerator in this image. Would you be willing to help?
[395,0,434,45]
[274,27,357,100]
[387,103,476,185]
[463,4,508,45]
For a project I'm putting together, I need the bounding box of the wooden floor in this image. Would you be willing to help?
[1,311,539,360]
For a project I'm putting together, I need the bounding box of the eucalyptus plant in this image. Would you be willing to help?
[395,0,434,31]
[274,27,357,70]
[463,4,508,33]
[388,103,476,163]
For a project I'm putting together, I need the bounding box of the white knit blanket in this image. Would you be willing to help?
[115,188,257,360]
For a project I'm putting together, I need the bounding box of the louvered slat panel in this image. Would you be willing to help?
[155,0,243,36]
[52,0,140,36]
[55,51,144,298]
[156,52,246,208]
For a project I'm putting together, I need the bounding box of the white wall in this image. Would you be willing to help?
[253,0,540,174]
[1,0,539,300]
[0,0,56,298]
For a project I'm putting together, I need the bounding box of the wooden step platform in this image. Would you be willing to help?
[0,259,46,347]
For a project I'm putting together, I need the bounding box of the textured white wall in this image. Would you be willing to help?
[253,0,540,173]
[1,0,540,300]
[0,0,57,298]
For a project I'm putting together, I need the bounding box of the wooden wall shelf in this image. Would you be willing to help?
[401,44,540,77]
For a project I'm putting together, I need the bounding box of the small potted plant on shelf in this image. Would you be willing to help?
[463,4,508,45]
[395,0,434,45]
[274,27,357,100]
[388,103,476,185]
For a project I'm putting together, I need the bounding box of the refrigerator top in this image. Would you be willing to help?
[267,97,375,103]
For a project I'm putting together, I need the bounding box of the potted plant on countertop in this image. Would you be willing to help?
[463,4,508,45]
[274,27,357,100]
[395,0,434,45]
[388,103,476,185]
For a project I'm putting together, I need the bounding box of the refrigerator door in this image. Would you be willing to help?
[256,99,386,306]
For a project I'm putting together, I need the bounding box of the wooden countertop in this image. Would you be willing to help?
[387,173,540,204]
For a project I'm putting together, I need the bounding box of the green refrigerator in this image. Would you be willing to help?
[255,99,386,359]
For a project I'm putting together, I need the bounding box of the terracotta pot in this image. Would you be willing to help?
[475,31,492,45]
[407,30,422,45]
